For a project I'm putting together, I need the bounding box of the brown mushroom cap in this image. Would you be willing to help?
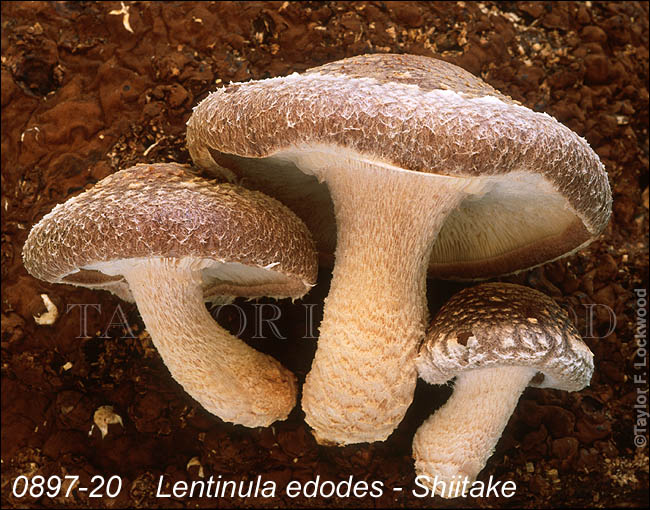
[187,53,609,444]
[412,282,593,488]
[417,282,594,391]
[23,162,317,300]
[23,162,318,427]
[187,53,611,278]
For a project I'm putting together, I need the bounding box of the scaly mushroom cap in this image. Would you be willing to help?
[413,283,593,487]
[23,162,317,301]
[187,53,609,443]
[23,162,318,427]
[417,282,594,391]
[187,53,611,278]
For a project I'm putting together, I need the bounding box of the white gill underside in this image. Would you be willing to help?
[79,257,291,290]
[212,145,577,265]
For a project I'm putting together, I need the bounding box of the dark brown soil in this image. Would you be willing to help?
[2,1,648,508]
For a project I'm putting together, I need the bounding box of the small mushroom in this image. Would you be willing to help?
[187,53,610,444]
[413,282,593,490]
[23,162,317,427]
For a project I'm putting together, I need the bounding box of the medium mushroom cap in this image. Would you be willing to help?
[416,282,594,390]
[23,162,318,427]
[23,162,317,300]
[187,53,611,278]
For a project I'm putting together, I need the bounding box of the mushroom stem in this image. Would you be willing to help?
[122,257,297,427]
[302,158,474,444]
[413,365,536,489]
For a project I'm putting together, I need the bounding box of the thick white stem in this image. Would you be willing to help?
[122,258,297,427]
[302,161,467,444]
[413,365,535,490]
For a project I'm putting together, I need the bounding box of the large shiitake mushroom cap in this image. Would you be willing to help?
[187,53,611,278]
[186,53,610,444]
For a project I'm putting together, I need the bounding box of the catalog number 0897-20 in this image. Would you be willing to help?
[12,474,122,499]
